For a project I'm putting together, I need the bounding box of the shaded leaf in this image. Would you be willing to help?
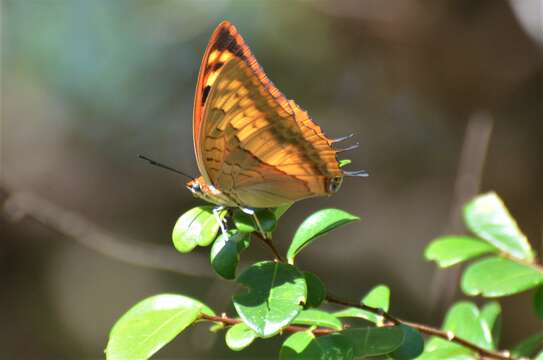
[172,206,224,253]
[464,192,534,261]
[233,261,306,337]
[210,230,251,280]
[390,325,424,360]
[534,286,543,320]
[480,302,501,348]
[106,294,213,360]
[280,331,354,360]
[512,332,543,357]
[425,236,496,268]
[225,323,257,351]
[461,256,543,297]
[342,326,404,357]
[303,272,326,308]
[233,208,276,233]
[287,208,359,264]
[292,309,343,330]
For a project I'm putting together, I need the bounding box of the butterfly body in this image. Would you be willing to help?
[189,21,348,209]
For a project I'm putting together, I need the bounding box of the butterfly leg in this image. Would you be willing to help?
[240,207,268,240]
[213,206,228,237]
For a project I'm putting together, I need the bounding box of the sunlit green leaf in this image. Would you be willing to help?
[333,307,378,324]
[225,322,257,351]
[425,236,496,268]
[390,325,424,359]
[534,286,543,320]
[512,332,543,357]
[537,351,543,360]
[339,159,352,168]
[426,302,491,353]
[342,326,404,357]
[233,261,307,337]
[233,208,276,233]
[464,192,534,261]
[292,309,342,330]
[480,302,501,348]
[303,272,326,308]
[280,331,354,360]
[287,208,359,264]
[461,256,543,297]
[106,294,214,360]
[210,230,251,280]
[172,206,224,253]
[362,284,390,312]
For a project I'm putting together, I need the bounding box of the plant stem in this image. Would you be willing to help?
[200,313,335,335]
[254,232,285,262]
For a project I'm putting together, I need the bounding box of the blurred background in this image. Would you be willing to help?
[1,0,542,358]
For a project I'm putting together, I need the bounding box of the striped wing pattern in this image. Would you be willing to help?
[193,21,342,208]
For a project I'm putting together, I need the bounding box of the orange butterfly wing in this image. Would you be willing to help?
[193,21,342,208]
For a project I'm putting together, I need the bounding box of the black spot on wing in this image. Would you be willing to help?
[213,28,246,59]
[202,85,211,105]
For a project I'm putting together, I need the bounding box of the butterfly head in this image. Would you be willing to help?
[187,176,237,206]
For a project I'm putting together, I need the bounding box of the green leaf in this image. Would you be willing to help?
[210,230,251,280]
[534,286,543,320]
[106,294,214,360]
[339,159,352,168]
[225,323,257,351]
[427,302,492,352]
[362,284,391,312]
[390,325,424,360]
[233,208,276,233]
[172,206,224,253]
[461,256,543,297]
[280,331,354,360]
[233,261,307,337]
[287,208,360,264]
[342,326,404,357]
[417,347,475,360]
[303,272,326,308]
[272,204,292,220]
[425,236,496,268]
[464,192,534,261]
[512,332,543,357]
[480,302,501,348]
[333,307,378,324]
[537,351,543,360]
[292,309,343,330]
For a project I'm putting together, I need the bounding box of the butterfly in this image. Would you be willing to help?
[186,21,366,231]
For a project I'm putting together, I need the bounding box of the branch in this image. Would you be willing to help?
[254,232,285,262]
[199,313,336,335]
[1,187,214,278]
[254,225,519,360]
[325,295,516,360]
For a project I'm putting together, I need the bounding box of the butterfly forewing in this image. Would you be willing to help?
[193,21,342,208]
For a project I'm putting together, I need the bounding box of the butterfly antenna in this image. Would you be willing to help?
[138,155,194,180]
[331,133,355,143]
[335,142,360,153]
[343,170,369,177]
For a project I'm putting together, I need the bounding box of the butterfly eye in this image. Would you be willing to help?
[327,176,343,193]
